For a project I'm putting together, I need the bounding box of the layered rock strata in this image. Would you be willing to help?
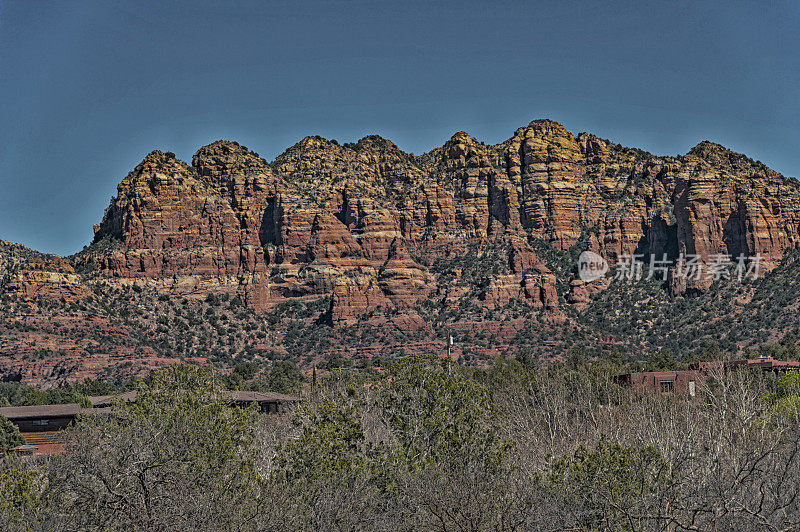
[13,120,800,316]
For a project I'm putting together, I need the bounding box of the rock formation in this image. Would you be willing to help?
[25,119,800,310]
[3,119,800,384]
[2,256,89,301]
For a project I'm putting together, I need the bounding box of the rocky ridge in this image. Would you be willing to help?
[3,119,800,384]
[84,120,800,306]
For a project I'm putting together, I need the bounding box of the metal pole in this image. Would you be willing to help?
[447,332,452,375]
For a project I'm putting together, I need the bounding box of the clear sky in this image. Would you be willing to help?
[1,0,798,255]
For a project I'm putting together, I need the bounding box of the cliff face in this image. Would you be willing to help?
[2,256,88,301]
[0,241,53,284]
[671,142,800,286]
[85,144,276,309]
[3,119,800,385]
[71,120,800,312]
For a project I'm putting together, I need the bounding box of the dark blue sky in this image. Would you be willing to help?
[1,0,798,255]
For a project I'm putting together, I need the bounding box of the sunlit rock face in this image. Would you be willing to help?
[30,121,800,312]
[4,120,800,386]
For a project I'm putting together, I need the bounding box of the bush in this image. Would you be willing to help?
[46,366,263,530]
[548,438,669,529]
[0,417,24,452]
[0,462,45,530]
[267,361,302,394]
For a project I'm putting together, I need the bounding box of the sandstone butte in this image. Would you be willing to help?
[7,119,800,315]
[2,119,800,384]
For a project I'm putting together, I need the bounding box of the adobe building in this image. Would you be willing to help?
[614,355,800,396]
[614,369,704,396]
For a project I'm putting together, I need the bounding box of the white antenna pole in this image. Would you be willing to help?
[447,332,453,375]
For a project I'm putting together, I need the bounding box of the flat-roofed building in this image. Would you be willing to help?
[1,389,300,455]
[614,370,704,396]
[0,403,90,455]
[615,355,800,396]
[227,390,299,414]
[88,390,300,413]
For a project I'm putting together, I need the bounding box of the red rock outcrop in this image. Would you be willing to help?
[669,142,800,292]
[82,145,276,309]
[5,119,800,385]
[1,255,89,301]
[329,276,389,325]
[10,119,800,335]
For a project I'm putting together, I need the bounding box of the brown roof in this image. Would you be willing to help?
[19,433,65,455]
[89,391,138,407]
[10,444,38,453]
[0,403,82,420]
[1,390,299,421]
[227,390,299,403]
[88,390,299,406]
[627,371,698,378]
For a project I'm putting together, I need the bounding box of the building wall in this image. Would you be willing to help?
[622,370,706,395]
[12,415,75,433]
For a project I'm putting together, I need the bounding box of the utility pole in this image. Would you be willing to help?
[447,332,451,359]
[447,332,453,375]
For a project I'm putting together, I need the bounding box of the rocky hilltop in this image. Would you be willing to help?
[80,119,800,309]
[3,119,800,385]
[0,241,53,284]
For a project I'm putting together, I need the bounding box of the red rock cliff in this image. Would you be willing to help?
[73,121,800,314]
